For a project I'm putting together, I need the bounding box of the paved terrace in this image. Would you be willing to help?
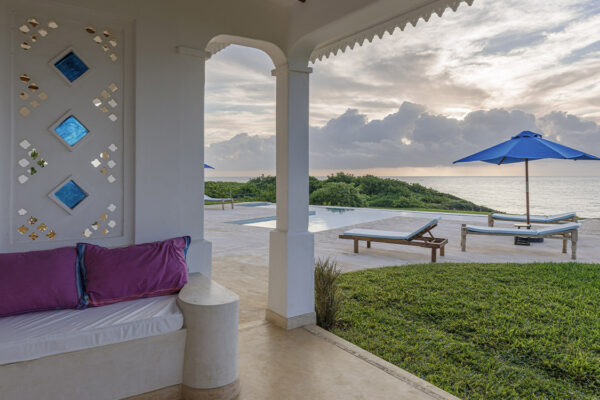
[207,203,600,400]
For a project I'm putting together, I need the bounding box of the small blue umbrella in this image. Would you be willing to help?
[204,164,215,169]
[454,131,599,224]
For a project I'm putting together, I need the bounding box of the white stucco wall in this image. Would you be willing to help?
[0,0,236,275]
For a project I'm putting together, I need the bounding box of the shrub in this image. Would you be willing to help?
[356,174,387,195]
[325,172,355,184]
[246,175,276,202]
[309,176,323,194]
[367,193,398,208]
[205,181,240,198]
[393,196,425,208]
[357,175,411,196]
[314,258,342,330]
[309,182,367,207]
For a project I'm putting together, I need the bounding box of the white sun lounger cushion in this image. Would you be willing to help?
[204,195,232,201]
[535,223,581,235]
[466,222,580,236]
[0,295,183,365]
[343,217,441,241]
[343,229,413,240]
[491,212,576,223]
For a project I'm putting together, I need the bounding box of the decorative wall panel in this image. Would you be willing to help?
[11,10,125,244]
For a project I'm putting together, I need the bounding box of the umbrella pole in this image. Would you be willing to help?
[525,159,530,225]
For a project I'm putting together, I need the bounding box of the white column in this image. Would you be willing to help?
[134,45,212,277]
[175,47,213,277]
[179,48,213,278]
[267,64,316,329]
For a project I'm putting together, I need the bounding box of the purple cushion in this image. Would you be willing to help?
[79,237,190,307]
[0,247,81,317]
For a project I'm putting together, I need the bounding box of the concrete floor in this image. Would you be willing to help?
[207,203,599,400]
[237,321,459,400]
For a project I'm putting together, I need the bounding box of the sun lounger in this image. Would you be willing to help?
[339,218,447,262]
[461,222,580,259]
[488,212,577,226]
[204,194,234,210]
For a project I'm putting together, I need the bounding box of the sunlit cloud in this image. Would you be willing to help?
[205,103,600,177]
[204,0,600,175]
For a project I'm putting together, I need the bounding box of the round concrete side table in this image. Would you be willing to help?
[177,273,240,400]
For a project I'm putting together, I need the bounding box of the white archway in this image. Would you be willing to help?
[206,34,287,68]
[204,35,316,329]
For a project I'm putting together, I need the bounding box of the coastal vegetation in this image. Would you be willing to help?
[205,172,493,212]
[331,262,600,400]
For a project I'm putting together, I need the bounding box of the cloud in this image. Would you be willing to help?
[205,0,599,145]
[306,0,600,126]
[205,133,275,171]
[476,30,551,56]
[203,0,600,175]
[538,111,600,147]
[205,46,276,144]
[205,102,600,175]
[309,104,541,170]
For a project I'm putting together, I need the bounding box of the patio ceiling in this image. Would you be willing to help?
[206,0,475,64]
[264,0,305,5]
[302,0,475,62]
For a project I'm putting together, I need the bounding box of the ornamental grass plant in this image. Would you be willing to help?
[314,257,343,330]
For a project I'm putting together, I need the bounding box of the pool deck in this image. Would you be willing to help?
[207,203,600,400]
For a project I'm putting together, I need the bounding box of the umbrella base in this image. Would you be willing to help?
[514,236,544,245]
[514,236,530,246]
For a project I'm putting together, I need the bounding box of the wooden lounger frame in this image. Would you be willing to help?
[205,197,234,210]
[488,213,577,227]
[205,189,235,210]
[339,223,448,263]
[461,224,579,260]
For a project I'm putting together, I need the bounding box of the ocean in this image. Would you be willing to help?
[397,176,600,218]
[207,176,600,218]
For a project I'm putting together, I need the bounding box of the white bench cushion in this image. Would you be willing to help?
[0,295,183,365]
[466,222,580,236]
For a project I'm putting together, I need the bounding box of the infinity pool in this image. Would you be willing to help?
[229,204,488,232]
[229,205,398,232]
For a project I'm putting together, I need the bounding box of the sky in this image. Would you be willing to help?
[205,0,600,177]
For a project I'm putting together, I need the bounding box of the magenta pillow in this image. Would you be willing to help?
[0,247,82,317]
[78,237,190,307]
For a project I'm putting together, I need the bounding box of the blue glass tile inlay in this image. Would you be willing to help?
[54,51,89,83]
[55,116,89,146]
[54,180,87,209]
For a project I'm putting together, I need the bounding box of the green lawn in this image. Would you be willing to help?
[331,263,600,400]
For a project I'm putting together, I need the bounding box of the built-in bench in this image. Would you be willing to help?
[0,295,183,365]
[0,274,239,400]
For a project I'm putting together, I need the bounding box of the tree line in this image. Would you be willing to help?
[205,172,493,212]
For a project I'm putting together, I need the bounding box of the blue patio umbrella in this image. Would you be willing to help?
[454,131,599,224]
[204,164,215,169]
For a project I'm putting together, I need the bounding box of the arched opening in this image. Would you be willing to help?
[206,34,287,68]
[204,34,315,329]
[203,38,280,325]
